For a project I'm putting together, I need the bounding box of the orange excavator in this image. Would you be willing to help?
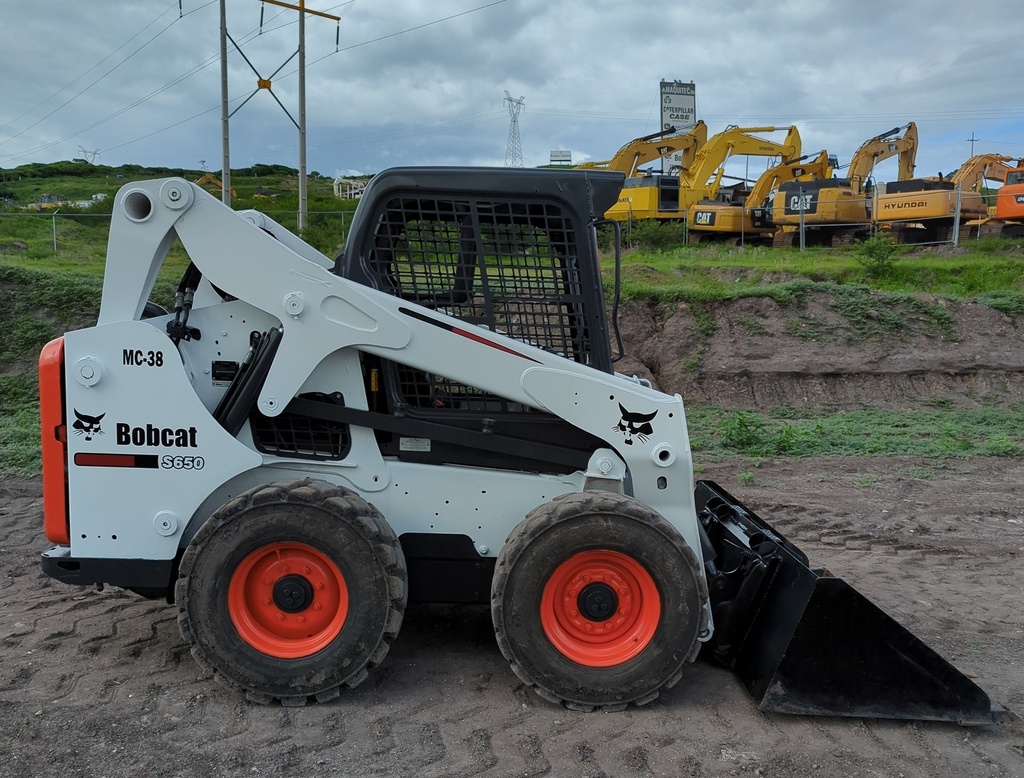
[992,161,1024,237]
[875,153,1019,243]
[772,123,917,247]
[964,159,1024,239]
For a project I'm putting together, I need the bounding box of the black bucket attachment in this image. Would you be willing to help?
[695,480,995,725]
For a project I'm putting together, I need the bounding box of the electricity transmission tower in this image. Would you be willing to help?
[504,91,525,168]
[77,146,101,163]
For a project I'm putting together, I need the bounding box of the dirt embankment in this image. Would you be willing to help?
[616,291,1024,411]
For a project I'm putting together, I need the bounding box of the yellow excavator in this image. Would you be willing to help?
[575,122,708,178]
[772,123,917,247]
[685,150,836,245]
[194,173,237,201]
[605,125,802,223]
[875,153,1019,243]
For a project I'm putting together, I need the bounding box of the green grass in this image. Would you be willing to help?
[0,374,42,476]
[603,241,1024,304]
[686,406,1024,458]
[3,164,1024,475]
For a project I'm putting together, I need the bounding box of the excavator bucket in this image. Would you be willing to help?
[695,480,995,724]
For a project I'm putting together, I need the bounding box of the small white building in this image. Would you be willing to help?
[333,177,371,200]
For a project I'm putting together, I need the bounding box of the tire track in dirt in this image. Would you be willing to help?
[3,470,1024,778]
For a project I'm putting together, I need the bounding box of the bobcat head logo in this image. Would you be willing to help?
[72,410,105,441]
[614,404,657,446]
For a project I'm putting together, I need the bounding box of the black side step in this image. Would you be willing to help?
[695,479,995,725]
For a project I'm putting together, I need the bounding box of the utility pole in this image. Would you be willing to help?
[258,0,339,230]
[220,0,231,205]
[220,1,339,225]
[966,132,979,156]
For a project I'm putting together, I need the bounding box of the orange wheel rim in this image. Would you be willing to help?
[227,541,348,659]
[540,550,661,668]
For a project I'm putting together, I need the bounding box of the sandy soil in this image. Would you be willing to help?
[3,291,1024,777]
[2,457,1023,778]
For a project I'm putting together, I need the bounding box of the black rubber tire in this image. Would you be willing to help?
[491,491,708,711]
[175,478,407,705]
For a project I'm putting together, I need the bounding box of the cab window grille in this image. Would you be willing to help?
[366,195,592,415]
[368,196,591,364]
[393,363,527,414]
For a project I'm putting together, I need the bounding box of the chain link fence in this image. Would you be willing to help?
[618,183,1010,251]
[2,183,1014,259]
[0,208,354,258]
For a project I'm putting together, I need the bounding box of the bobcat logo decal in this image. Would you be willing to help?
[72,409,105,441]
[614,404,657,446]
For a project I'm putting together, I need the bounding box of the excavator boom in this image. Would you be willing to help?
[847,122,918,193]
[687,150,835,242]
[575,122,708,178]
[680,125,802,188]
[606,125,802,222]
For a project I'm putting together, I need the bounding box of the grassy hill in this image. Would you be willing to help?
[2,161,1023,475]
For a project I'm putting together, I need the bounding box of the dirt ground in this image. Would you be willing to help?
[2,459,1023,778]
[3,292,1024,777]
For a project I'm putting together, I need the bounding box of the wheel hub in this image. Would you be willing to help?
[227,541,349,659]
[578,582,618,622]
[540,549,661,667]
[273,574,314,613]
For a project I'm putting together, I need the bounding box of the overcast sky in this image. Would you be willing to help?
[2,0,1023,190]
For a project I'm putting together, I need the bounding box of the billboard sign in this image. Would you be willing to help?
[660,81,696,174]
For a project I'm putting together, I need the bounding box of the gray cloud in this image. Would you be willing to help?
[2,0,1022,181]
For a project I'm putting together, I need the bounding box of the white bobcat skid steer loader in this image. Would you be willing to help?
[39,169,993,721]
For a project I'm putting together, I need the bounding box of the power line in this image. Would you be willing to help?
[291,0,509,73]
[0,0,181,135]
[0,3,281,164]
[0,1,507,166]
[0,2,217,149]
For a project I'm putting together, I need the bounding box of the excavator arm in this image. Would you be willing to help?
[744,150,835,210]
[949,154,1018,191]
[681,125,803,190]
[846,122,918,192]
[576,121,708,177]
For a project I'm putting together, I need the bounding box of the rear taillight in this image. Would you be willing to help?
[39,338,69,545]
